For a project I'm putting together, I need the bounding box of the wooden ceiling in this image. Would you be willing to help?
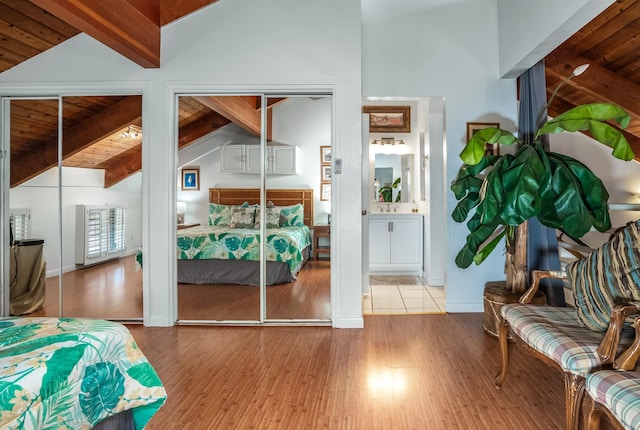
[544,0,640,160]
[2,0,640,188]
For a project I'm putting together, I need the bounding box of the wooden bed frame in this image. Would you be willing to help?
[209,187,314,226]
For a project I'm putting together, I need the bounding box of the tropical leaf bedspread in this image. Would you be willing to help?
[0,317,166,429]
[177,225,311,275]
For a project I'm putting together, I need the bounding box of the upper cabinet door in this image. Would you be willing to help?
[221,145,245,173]
[271,146,297,174]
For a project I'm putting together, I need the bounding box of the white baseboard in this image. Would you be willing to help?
[334,317,364,328]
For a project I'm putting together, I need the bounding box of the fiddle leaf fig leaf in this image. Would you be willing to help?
[452,191,480,222]
[460,127,518,165]
[538,103,634,161]
[455,214,502,268]
[498,144,547,225]
[473,228,506,266]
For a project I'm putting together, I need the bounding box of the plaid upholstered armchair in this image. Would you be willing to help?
[584,317,640,429]
[495,220,640,430]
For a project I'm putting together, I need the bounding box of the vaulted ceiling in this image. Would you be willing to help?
[2,0,640,188]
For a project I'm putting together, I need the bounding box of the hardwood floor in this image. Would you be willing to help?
[31,255,143,319]
[178,259,331,322]
[29,256,331,322]
[127,313,566,429]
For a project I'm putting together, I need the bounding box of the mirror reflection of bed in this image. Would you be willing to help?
[177,188,331,322]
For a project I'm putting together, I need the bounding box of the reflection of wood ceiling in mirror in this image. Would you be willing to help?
[4,0,640,187]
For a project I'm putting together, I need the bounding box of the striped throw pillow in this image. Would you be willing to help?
[565,219,640,331]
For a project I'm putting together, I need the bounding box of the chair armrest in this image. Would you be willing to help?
[519,270,566,304]
[596,302,640,365]
[614,317,640,370]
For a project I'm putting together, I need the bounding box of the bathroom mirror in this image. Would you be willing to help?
[374,153,414,203]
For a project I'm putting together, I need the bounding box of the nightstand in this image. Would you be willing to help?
[313,224,330,260]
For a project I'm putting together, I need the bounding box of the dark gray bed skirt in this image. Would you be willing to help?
[94,409,134,429]
[178,259,294,286]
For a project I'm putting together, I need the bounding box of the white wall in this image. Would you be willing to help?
[497,0,614,77]
[363,0,516,312]
[0,0,362,327]
[10,168,141,277]
[362,0,609,312]
[177,97,332,226]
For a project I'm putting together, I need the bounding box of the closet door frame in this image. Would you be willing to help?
[171,86,335,326]
[0,83,148,320]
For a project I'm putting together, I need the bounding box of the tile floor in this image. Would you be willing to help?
[363,275,445,314]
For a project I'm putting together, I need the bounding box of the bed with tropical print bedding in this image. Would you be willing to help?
[0,317,166,429]
[176,224,311,278]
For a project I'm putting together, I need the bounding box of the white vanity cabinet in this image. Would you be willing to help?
[221,144,297,174]
[369,214,423,274]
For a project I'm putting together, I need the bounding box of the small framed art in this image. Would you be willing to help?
[181,167,200,191]
[321,146,332,165]
[320,183,331,201]
[321,165,332,181]
[466,122,500,156]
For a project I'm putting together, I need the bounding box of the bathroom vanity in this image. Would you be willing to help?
[369,213,423,274]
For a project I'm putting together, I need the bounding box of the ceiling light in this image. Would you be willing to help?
[122,125,142,139]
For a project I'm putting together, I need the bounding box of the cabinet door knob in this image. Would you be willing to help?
[361,210,367,215]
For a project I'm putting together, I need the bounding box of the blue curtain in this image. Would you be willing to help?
[519,60,565,306]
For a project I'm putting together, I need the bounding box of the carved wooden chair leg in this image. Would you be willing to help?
[564,372,585,430]
[495,317,510,388]
[586,406,602,430]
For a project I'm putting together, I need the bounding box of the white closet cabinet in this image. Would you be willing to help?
[369,214,423,274]
[221,144,297,174]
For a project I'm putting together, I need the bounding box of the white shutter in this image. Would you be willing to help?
[10,208,30,242]
[107,206,126,254]
[77,204,127,265]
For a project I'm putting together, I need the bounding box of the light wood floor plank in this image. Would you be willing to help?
[128,314,565,429]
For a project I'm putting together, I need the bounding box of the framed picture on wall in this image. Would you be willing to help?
[320,183,331,201]
[181,167,200,191]
[466,122,500,156]
[320,146,332,165]
[362,105,411,133]
[321,165,332,181]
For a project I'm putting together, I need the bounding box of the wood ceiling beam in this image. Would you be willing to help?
[11,96,142,187]
[546,48,640,118]
[27,0,160,68]
[160,0,219,26]
[192,96,273,141]
[179,111,231,149]
[101,146,142,188]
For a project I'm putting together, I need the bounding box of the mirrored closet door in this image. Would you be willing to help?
[2,95,144,321]
[60,95,143,320]
[176,93,332,324]
[6,97,61,317]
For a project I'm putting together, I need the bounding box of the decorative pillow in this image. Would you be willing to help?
[279,203,305,227]
[229,207,256,229]
[254,207,281,229]
[209,202,250,225]
[566,219,640,331]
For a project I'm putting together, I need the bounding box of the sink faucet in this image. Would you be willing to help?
[386,203,390,212]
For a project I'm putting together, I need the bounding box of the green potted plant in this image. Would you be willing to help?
[451,64,634,330]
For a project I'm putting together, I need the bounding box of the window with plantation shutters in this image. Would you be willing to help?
[9,208,30,242]
[77,205,127,265]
